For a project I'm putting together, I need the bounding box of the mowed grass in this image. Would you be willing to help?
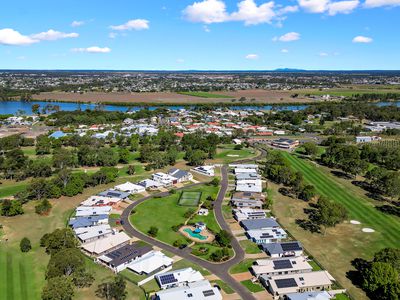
[214,145,257,164]
[131,185,219,245]
[177,91,230,98]
[295,87,400,97]
[277,152,400,299]
[178,191,202,206]
[0,181,29,198]
[282,152,400,249]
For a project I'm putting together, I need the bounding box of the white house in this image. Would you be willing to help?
[127,251,173,275]
[152,172,178,187]
[246,228,287,245]
[75,206,112,217]
[81,232,131,256]
[167,168,193,183]
[154,280,222,300]
[192,166,215,177]
[233,208,267,221]
[251,256,313,277]
[155,267,204,289]
[114,182,146,194]
[236,179,263,193]
[74,225,113,243]
[138,179,163,190]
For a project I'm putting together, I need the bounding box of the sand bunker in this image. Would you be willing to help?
[362,228,375,233]
[350,220,361,225]
[227,154,240,157]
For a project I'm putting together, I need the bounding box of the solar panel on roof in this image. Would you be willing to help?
[203,290,215,297]
[158,274,177,285]
[275,278,297,288]
[281,242,301,251]
[273,260,293,269]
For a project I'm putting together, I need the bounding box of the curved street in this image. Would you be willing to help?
[121,147,266,300]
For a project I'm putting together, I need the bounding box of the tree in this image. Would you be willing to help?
[362,262,400,300]
[210,177,220,187]
[31,104,40,115]
[36,135,52,155]
[53,148,77,169]
[148,226,158,237]
[20,237,32,252]
[42,276,74,300]
[27,178,51,200]
[1,199,24,216]
[46,248,86,280]
[374,248,400,272]
[210,248,230,262]
[298,184,316,201]
[186,149,207,166]
[317,197,347,234]
[127,165,136,175]
[215,230,231,247]
[40,228,78,254]
[35,199,52,215]
[96,275,127,300]
[118,148,130,164]
[302,142,318,156]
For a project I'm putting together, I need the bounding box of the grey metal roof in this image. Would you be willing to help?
[98,190,130,199]
[105,243,152,267]
[168,168,189,179]
[261,241,303,255]
[68,215,108,229]
[240,218,280,230]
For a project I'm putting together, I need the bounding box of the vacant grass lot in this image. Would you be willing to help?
[131,185,219,245]
[240,280,265,293]
[275,152,400,299]
[177,91,230,98]
[213,145,257,164]
[239,240,262,254]
[0,181,29,198]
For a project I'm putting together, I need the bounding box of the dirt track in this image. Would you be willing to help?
[33,89,314,104]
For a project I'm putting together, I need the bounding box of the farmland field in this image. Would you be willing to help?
[177,91,230,98]
[274,152,400,299]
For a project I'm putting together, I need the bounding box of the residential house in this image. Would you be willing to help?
[75,206,112,217]
[192,166,215,177]
[167,168,193,183]
[80,196,121,207]
[97,242,153,273]
[261,242,303,258]
[138,179,163,190]
[233,208,267,221]
[114,182,146,194]
[236,179,263,193]
[285,291,332,300]
[240,218,280,231]
[251,256,313,277]
[127,251,173,275]
[231,192,265,209]
[236,172,261,181]
[246,228,287,245]
[260,271,335,298]
[68,215,109,229]
[154,280,222,300]
[81,232,131,256]
[152,172,178,187]
[74,225,113,243]
[355,136,381,143]
[155,267,204,289]
[98,190,131,200]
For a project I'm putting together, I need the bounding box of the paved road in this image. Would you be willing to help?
[121,147,267,300]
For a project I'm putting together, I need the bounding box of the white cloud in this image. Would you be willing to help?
[281,48,289,53]
[203,25,211,32]
[176,58,185,63]
[352,35,373,43]
[319,52,329,56]
[230,0,276,25]
[364,0,400,7]
[110,19,150,31]
[245,53,259,59]
[183,0,228,23]
[298,0,359,15]
[273,32,301,42]
[71,20,85,27]
[0,28,38,46]
[328,0,359,15]
[31,29,79,41]
[183,0,296,26]
[108,32,118,39]
[17,56,27,60]
[298,0,329,13]
[72,46,111,53]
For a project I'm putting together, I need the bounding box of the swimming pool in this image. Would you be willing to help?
[184,228,207,240]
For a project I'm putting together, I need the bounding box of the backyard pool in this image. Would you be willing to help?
[184,228,207,240]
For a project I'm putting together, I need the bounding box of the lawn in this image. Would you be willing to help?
[177,91,230,98]
[131,185,219,246]
[171,258,211,276]
[274,152,400,299]
[229,259,254,274]
[0,180,29,198]
[0,179,149,300]
[214,145,257,163]
[210,280,235,294]
[239,240,262,254]
[294,87,400,97]
[191,243,233,261]
[240,280,264,293]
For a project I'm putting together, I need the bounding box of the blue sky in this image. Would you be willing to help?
[0,0,399,70]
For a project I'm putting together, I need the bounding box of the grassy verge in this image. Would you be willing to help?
[229,259,254,274]
[239,240,262,254]
[210,280,235,294]
[177,91,230,98]
[240,280,264,293]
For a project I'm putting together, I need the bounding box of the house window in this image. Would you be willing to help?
[187,293,193,297]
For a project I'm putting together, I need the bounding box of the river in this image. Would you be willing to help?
[0,100,398,115]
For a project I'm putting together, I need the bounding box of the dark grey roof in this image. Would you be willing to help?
[68,215,108,229]
[240,218,280,230]
[261,241,303,255]
[98,190,130,199]
[105,243,152,267]
[168,168,189,179]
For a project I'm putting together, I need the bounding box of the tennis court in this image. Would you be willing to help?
[178,191,202,206]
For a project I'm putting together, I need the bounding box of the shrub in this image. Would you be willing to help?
[20,237,32,253]
[35,199,52,215]
[148,226,158,237]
